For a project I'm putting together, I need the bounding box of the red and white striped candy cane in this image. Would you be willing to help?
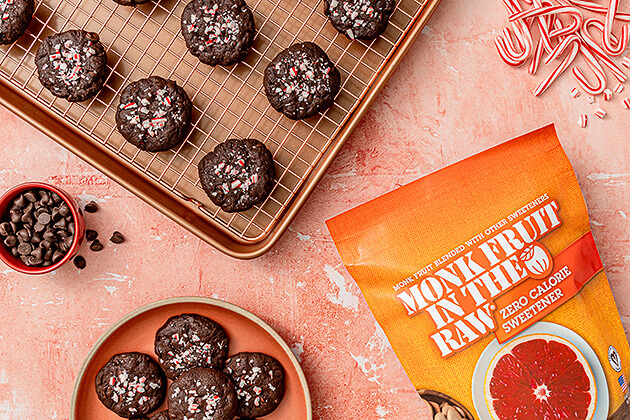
[534,35,581,96]
[511,5,583,39]
[568,0,630,22]
[496,0,534,66]
[603,0,629,56]
[580,18,627,82]
[573,43,607,95]
[529,39,545,74]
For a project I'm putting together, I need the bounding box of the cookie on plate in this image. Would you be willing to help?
[264,42,341,120]
[324,0,395,40]
[181,0,255,66]
[0,0,34,45]
[224,352,285,418]
[116,76,192,152]
[95,352,167,418]
[168,368,238,420]
[35,30,108,102]
[154,313,229,380]
[198,138,276,213]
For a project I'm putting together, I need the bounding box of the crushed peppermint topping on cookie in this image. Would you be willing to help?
[120,87,178,137]
[46,39,97,86]
[328,0,376,30]
[272,51,333,104]
[184,3,243,49]
[164,332,226,370]
[107,372,160,406]
[0,0,15,24]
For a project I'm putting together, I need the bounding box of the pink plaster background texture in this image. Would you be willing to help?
[0,0,629,419]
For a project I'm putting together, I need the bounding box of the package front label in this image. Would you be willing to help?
[327,125,630,419]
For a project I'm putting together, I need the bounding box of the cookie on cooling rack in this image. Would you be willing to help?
[95,352,167,418]
[35,30,108,102]
[168,368,238,420]
[198,138,276,213]
[154,313,229,380]
[264,42,341,120]
[116,76,193,152]
[181,0,255,67]
[324,0,395,40]
[224,352,285,418]
[0,0,34,45]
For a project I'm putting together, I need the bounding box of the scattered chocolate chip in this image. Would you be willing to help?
[53,218,66,230]
[17,242,32,255]
[58,203,70,217]
[4,236,17,248]
[33,223,46,233]
[51,193,62,204]
[110,231,125,244]
[51,250,64,263]
[85,229,98,241]
[31,247,44,260]
[37,212,51,225]
[16,229,31,242]
[73,255,86,269]
[90,239,104,252]
[84,201,98,213]
[13,195,26,208]
[10,210,21,224]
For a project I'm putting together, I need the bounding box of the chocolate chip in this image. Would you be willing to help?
[43,230,56,241]
[59,236,73,253]
[31,246,44,260]
[51,193,62,204]
[31,233,42,243]
[58,203,70,217]
[68,222,75,235]
[53,218,66,230]
[34,222,47,233]
[16,229,31,242]
[10,210,21,224]
[84,201,98,213]
[0,222,12,236]
[11,247,18,257]
[110,231,125,244]
[51,208,62,222]
[17,243,31,255]
[4,236,17,248]
[85,229,98,241]
[51,250,64,263]
[90,239,104,252]
[42,260,52,267]
[43,249,53,261]
[73,255,86,269]
[20,212,33,225]
[37,212,51,225]
[13,195,26,208]
[23,191,37,203]
[40,240,52,249]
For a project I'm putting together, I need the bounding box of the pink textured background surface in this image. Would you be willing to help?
[1,0,629,418]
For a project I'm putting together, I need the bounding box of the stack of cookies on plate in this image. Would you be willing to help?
[95,313,286,419]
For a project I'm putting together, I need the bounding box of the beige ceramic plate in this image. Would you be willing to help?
[70,297,312,419]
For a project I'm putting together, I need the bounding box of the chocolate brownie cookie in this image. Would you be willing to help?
[168,368,238,420]
[35,30,108,102]
[224,352,285,418]
[95,352,166,418]
[116,76,192,152]
[181,0,255,66]
[264,42,341,120]
[0,0,34,45]
[324,0,395,40]
[198,138,275,213]
[154,313,229,380]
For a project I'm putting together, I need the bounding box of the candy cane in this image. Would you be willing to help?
[603,0,629,56]
[496,1,534,67]
[572,43,607,95]
[534,35,580,96]
[580,18,627,82]
[511,6,583,39]
[532,0,554,51]
[568,0,630,22]
[529,39,545,73]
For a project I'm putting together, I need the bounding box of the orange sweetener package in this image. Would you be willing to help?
[327,125,630,420]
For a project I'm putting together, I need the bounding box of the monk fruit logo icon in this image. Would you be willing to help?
[519,242,553,279]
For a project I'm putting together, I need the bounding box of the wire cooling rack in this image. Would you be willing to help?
[0,0,437,257]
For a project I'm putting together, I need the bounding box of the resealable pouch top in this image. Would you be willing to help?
[327,125,630,420]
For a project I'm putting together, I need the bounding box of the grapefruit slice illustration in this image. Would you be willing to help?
[484,334,597,420]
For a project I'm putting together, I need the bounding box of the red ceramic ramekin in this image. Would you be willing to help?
[0,182,85,274]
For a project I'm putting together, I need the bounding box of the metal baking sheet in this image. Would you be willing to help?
[0,0,441,258]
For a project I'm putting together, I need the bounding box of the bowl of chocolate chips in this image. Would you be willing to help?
[0,182,85,274]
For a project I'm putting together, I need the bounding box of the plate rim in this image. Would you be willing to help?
[69,296,313,419]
